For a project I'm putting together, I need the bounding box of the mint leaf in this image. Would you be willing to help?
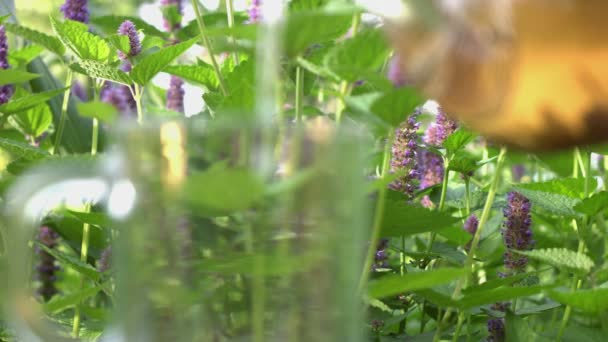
[368,268,464,299]
[513,178,594,216]
[3,23,65,56]
[380,197,460,237]
[44,285,103,314]
[574,191,608,216]
[51,17,111,61]
[130,38,196,85]
[0,69,39,86]
[77,101,117,123]
[163,64,219,90]
[10,103,53,138]
[370,88,425,127]
[285,11,352,57]
[34,242,100,281]
[0,137,49,160]
[8,45,44,67]
[443,129,476,155]
[513,248,595,274]
[91,15,167,38]
[70,60,133,86]
[0,87,67,115]
[548,287,608,313]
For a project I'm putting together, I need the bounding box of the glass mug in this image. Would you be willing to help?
[1,116,371,341]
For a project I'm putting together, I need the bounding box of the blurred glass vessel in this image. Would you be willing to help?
[2,116,371,341]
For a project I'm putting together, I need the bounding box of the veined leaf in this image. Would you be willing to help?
[574,191,608,216]
[0,69,39,85]
[10,102,53,138]
[70,60,133,86]
[131,38,196,85]
[285,11,352,57]
[0,87,67,115]
[44,285,103,313]
[3,23,65,56]
[8,45,44,66]
[368,268,464,299]
[51,17,111,61]
[34,242,100,281]
[380,198,460,237]
[513,178,593,217]
[547,287,608,313]
[369,87,425,127]
[163,64,219,90]
[457,285,548,309]
[77,101,117,123]
[0,137,49,160]
[444,129,476,156]
[513,248,595,274]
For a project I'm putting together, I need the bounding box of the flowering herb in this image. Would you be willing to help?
[60,0,89,23]
[0,25,13,105]
[390,111,421,199]
[502,191,534,274]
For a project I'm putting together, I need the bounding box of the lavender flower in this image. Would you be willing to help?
[463,214,479,251]
[511,165,525,182]
[502,192,534,274]
[60,0,89,23]
[487,318,505,342]
[166,76,185,113]
[37,226,60,301]
[373,238,389,271]
[98,246,112,272]
[117,20,142,60]
[424,110,458,147]
[418,110,457,191]
[390,111,421,199]
[161,0,183,32]
[247,0,262,24]
[0,25,13,105]
[387,55,406,87]
[71,80,88,102]
[101,84,135,115]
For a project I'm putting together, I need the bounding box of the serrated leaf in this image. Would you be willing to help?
[369,87,425,127]
[505,312,552,342]
[368,268,464,299]
[11,102,52,138]
[0,87,67,115]
[574,191,608,216]
[324,29,389,82]
[182,162,265,215]
[91,15,167,38]
[44,285,103,313]
[105,34,130,56]
[462,271,538,295]
[163,64,218,90]
[3,23,65,55]
[0,69,39,85]
[51,17,111,61]
[449,152,478,174]
[380,198,460,237]
[8,45,44,66]
[285,11,352,57]
[547,287,608,313]
[443,129,476,155]
[513,178,593,216]
[513,248,594,274]
[70,60,133,86]
[131,38,196,85]
[34,242,100,281]
[0,137,49,160]
[76,101,117,123]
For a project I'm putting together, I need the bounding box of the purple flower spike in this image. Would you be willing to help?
[101,84,135,116]
[166,75,185,113]
[60,0,89,24]
[487,318,505,342]
[161,0,183,32]
[387,55,406,87]
[512,164,525,182]
[501,191,533,274]
[71,80,88,102]
[390,110,421,199]
[117,20,142,59]
[419,151,444,189]
[247,0,262,24]
[424,109,458,147]
[0,25,13,105]
[372,238,390,271]
[37,226,60,301]
[463,214,479,251]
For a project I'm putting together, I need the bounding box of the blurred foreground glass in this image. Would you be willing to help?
[2,117,371,341]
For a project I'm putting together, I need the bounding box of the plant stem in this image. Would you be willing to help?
[295,66,304,122]
[334,13,360,124]
[134,84,144,124]
[434,147,508,341]
[464,177,471,215]
[52,69,73,155]
[225,0,239,65]
[358,130,394,293]
[191,0,228,96]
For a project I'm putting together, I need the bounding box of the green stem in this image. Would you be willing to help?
[134,84,144,124]
[52,69,73,155]
[358,130,394,293]
[334,13,361,124]
[426,162,451,254]
[464,177,471,215]
[295,67,304,122]
[191,0,228,96]
[434,147,508,341]
[225,0,239,65]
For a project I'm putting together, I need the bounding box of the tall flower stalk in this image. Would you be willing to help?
[60,0,89,23]
[389,111,421,199]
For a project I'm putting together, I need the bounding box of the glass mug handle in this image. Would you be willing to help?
[2,155,131,341]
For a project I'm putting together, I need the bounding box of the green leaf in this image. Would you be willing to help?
[65,209,112,228]
[91,15,167,38]
[513,248,595,274]
[11,103,53,138]
[105,34,130,56]
[505,312,552,342]
[8,45,44,66]
[44,285,103,313]
[70,60,133,86]
[0,69,39,85]
[163,64,218,90]
[436,226,473,246]
[0,137,49,160]
[462,271,539,295]
[161,4,182,29]
[284,11,352,57]
[76,101,117,123]
[3,23,65,56]
[448,151,479,174]
[380,198,460,237]
[182,162,265,215]
[457,285,548,309]
[547,287,608,313]
[50,17,111,61]
[443,129,476,155]
[289,0,328,11]
[0,87,67,115]
[368,268,464,299]
[0,14,9,24]
[513,178,593,216]
[34,242,100,281]
[369,88,425,127]
[131,38,196,85]
[324,29,389,82]
[574,191,608,216]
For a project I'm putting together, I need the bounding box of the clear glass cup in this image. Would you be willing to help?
[2,116,371,341]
